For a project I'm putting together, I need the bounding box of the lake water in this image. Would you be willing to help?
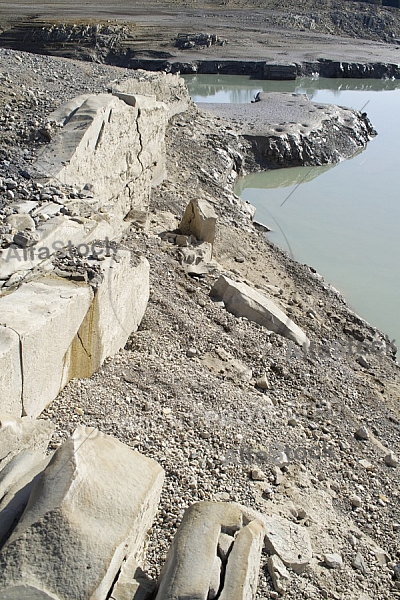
[184,75,400,348]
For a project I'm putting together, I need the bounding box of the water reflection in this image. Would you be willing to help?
[183,75,400,104]
[234,164,335,195]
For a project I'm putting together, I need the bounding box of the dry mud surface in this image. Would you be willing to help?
[0,48,400,599]
[0,0,400,68]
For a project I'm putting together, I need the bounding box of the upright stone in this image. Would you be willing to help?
[0,426,164,600]
[179,198,217,247]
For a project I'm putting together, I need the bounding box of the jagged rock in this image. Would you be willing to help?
[263,515,313,573]
[256,374,270,390]
[352,552,368,575]
[179,198,217,247]
[211,275,309,349]
[0,426,164,600]
[267,554,290,594]
[13,230,39,248]
[355,426,369,440]
[384,452,398,468]
[155,502,262,600]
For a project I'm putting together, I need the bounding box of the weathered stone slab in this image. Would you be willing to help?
[0,327,22,416]
[179,198,217,247]
[211,275,309,348]
[64,252,150,380]
[0,426,164,600]
[219,519,265,600]
[0,278,93,417]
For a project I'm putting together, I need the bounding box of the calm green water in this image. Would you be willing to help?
[184,75,400,346]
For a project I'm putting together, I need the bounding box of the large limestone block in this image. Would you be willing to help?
[0,327,22,416]
[64,252,150,380]
[0,415,54,471]
[155,502,244,600]
[211,275,309,348]
[0,278,93,417]
[0,426,165,600]
[219,519,265,600]
[113,71,191,119]
[179,198,217,247]
[36,93,167,226]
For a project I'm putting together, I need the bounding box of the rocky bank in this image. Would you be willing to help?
[0,48,399,600]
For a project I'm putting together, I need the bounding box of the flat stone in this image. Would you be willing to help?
[263,515,313,573]
[210,275,309,349]
[6,214,35,232]
[218,532,235,561]
[0,426,164,600]
[352,552,368,575]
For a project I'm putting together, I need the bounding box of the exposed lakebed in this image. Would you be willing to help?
[185,75,400,347]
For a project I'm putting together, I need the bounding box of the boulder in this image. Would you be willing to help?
[0,327,23,416]
[0,426,164,600]
[211,275,309,349]
[179,198,217,247]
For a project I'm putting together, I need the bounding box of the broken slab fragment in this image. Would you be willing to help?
[0,426,164,600]
[155,502,243,600]
[0,415,54,471]
[0,327,23,416]
[219,519,265,600]
[110,554,156,600]
[211,275,309,349]
[179,198,217,248]
[267,553,290,594]
[155,501,264,600]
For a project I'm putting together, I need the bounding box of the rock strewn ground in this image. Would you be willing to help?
[0,49,399,599]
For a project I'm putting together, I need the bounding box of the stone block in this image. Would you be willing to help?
[0,278,93,417]
[211,275,309,349]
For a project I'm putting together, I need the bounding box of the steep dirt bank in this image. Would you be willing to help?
[1,49,399,599]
